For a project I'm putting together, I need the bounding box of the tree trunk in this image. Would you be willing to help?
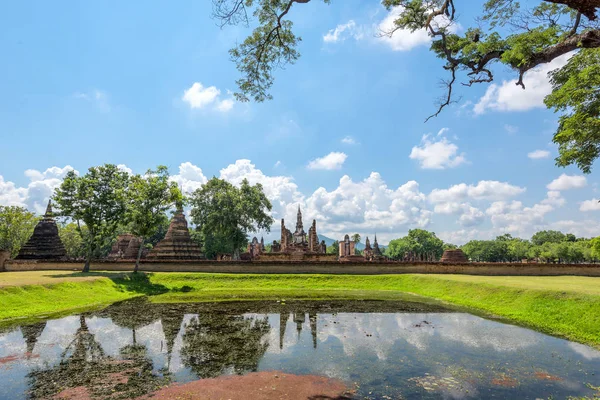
[233,247,240,261]
[82,255,90,273]
[134,239,145,273]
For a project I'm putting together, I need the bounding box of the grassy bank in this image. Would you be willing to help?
[1,271,599,348]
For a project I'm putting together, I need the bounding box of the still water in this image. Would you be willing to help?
[0,299,599,399]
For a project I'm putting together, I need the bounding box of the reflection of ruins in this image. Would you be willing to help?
[279,311,318,349]
[5,300,460,399]
[25,314,168,399]
[180,313,271,378]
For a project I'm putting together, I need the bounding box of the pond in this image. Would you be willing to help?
[0,299,599,399]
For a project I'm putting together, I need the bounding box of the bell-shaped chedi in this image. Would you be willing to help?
[440,248,468,263]
[146,206,204,260]
[16,201,66,260]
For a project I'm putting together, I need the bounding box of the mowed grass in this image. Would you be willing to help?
[0,278,139,322]
[1,271,600,348]
[0,270,106,287]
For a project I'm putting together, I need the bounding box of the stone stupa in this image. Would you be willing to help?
[440,248,468,263]
[16,200,66,260]
[146,206,204,260]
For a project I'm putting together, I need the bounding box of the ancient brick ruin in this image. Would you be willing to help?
[247,236,266,258]
[146,206,204,260]
[15,201,66,260]
[108,234,144,259]
[441,248,468,263]
[364,235,384,261]
[259,206,334,262]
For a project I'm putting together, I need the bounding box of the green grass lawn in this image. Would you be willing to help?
[1,271,599,349]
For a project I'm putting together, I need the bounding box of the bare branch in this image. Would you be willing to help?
[212,0,249,28]
[425,65,458,122]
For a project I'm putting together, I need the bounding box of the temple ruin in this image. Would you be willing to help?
[15,201,66,260]
[364,235,384,261]
[108,234,144,259]
[247,236,266,258]
[440,248,468,263]
[259,206,334,262]
[146,206,204,260]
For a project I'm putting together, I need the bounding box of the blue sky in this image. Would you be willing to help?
[0,0,597,244]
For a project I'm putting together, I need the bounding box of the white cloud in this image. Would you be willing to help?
[409,133,466,170]
[484,191,565,237]
[304,173,432,240]
[341,136,358,145]
[474,53,572,114]
[219,159,303,221]
[528,149,551,159]
[429,181,526,203]
[182,82,234,112]
[437,127,449,136]
[547,174,587,191]
[580,199,600,212]
[433,202,485,227]
[307,152,348,170]
[116,164,133,175]
[274,161,282,168]
[169,162,208,194]
[2,160,596,245]
[504,124,518,134]
[323,20,363,43]
[377,7,458,51]
[216,98,234,112]
[1,166,78,214]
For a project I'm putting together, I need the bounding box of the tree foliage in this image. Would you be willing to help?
[53,165,130,272]
[0,206,38,257]
[463,231,596,262]
[327,239,339,254]
[189,177,274,259]
[125,166,179,271]
[58,223,87,260]
[214,0,600,171]
[386,229,446,259]
[545,48,600,173]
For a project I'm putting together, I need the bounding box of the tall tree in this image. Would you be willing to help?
[545,48,600,172]
[327,240,339,255]
[126,166,179,272]
[351,233,361,255]
[0,206,38,257]
[386,237,411,259]
[53,165,130,272]
[58,223,87,260]
[213,0,600,171]
[189,178,274,260]
[406,229,445,259]
[531,230,567,245]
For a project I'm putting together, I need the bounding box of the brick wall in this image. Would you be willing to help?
[4,259,600,276]
[0,251,10,272]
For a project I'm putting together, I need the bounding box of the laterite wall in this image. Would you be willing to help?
[4,259,600,276]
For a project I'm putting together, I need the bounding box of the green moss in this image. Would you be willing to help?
[1,272,599,349]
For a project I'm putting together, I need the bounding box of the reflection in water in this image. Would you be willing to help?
[0,299,599,399]
[180,313,270,378]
